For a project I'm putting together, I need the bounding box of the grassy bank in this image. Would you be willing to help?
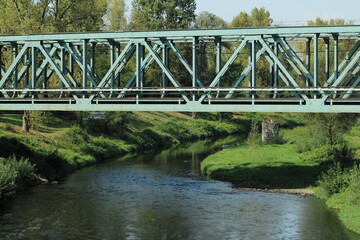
[0,111,245,204]
[200,114,360,235]
[201,142,326,188]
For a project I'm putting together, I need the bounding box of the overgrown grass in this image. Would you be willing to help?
[316,163,360,234]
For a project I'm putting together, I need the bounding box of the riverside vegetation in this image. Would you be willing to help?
[201,113,360,235]
[0,111,245,204]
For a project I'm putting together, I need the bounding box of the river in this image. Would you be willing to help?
[0,137,359,240]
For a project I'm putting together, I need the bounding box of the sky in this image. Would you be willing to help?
[195,0,360,24]
[125,0,360,25]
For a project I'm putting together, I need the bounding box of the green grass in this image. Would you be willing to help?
[201,142,325,188]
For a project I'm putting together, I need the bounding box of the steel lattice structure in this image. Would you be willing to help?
[1,25,360,112]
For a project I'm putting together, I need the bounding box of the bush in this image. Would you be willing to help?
[316,162,350,199]
[294,134,326,153]
[347,165,360,205]
[0,156,36,203]
[246,121,261,147]
[334,144,355,164]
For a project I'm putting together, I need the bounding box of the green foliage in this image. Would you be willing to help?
[29,111,53,130]
[316,162,349,199]
[131,0,196,30]
[294,134,326,153]
[246,121,261,147]
[230,7,273,28]
[0,156,36,203]
[316,163,360,235]
[195,11,227,29]
[302,113,358,146]
[105,0,128,31]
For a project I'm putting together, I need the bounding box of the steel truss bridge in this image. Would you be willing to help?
[1,25,360,112]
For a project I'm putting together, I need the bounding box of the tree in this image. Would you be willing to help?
[0,0,108,132]
[229,7,272,28]
[229,8,273,88]
[303,113,358,146]
[195,11,227,29]
[131,0,196,30]
[104,0,128,31]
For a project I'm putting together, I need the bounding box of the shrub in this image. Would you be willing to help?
[316,162,350,199]
[0,156,36,203]
[246,121,261,147]
[346,165,360,205]
[334,144,355,164]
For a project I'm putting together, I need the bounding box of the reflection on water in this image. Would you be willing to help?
[0,137,359,240]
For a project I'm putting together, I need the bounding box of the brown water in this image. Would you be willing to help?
[0,137,359,240]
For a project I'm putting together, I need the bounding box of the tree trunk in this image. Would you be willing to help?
[22,111,30,132]
[192,112,196,119]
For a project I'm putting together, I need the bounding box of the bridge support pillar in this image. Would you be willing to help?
[262,120,279,143]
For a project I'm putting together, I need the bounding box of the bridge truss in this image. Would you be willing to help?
[1,25,360,112]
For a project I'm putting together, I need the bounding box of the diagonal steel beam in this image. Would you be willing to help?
[162,39,205,88]
[197,40,248,102]
[324,40,360,87]
[275,37,315,86]
[224,47,266,98]
[0,43,29,88]
[37,43,79,100]
[117,44,162,98]
[97,41,135,88]
[61,42,99,87]
[343,73,360,98]
[143,41,190,102]
[258,38,309,101]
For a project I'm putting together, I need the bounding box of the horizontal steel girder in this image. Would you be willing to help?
[1,25,360,112]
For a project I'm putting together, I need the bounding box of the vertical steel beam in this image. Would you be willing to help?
[334,35,338,84]
[117,44,121,86]
[12,43,18,89]
[136,42,144,100]
[251,40,256,100]
[31,47,37,89]
[42,47,47,89]
[25,49,29,86]
[216,37,222,89]
[248,42,252,88]
[0,45,2,80]
[69,51,74,74]
[325,38,330,81]
[162,44,169,92]
[110,41,115,88]
[192,37,199,101]
[274,42,279,97]
[82,40,88,88]
[61,48,66,89]
[314,34,319,99]
[306,38,311,87]
[90,42,96,81]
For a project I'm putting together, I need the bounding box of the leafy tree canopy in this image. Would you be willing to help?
[230,7,272,28]
[131,0,196,30]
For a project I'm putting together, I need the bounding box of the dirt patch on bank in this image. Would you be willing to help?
[233,183,315,196]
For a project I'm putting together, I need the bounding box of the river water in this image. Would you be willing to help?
[0,137,359,240]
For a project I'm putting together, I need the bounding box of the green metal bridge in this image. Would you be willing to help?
[1,25,360,112]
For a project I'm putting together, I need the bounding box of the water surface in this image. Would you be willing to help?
[0,137,358,240]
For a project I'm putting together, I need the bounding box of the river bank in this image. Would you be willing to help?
[0,112,246,204]
[201,123,360,235]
